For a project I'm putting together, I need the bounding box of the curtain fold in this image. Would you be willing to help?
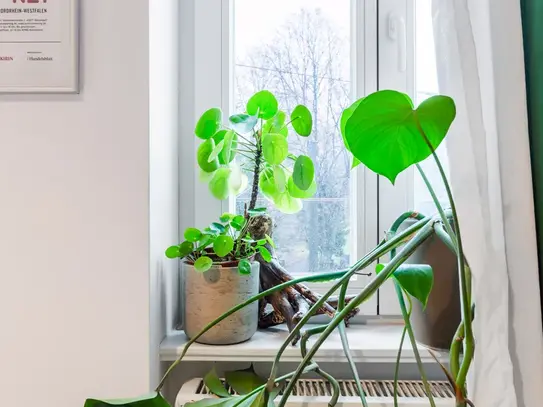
[432,1,543,406]
[521,0,543,328]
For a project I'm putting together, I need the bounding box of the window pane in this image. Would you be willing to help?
[233,0,351,273]
[414,0,450,214]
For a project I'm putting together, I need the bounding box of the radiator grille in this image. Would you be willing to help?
[196,379,454,399]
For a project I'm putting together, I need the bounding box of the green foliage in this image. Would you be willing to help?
[344,90,455,184]
[193,90,315,214]
[84,393,170,407]
[225,367,266,395]
[164,211,275,275]
[376,263,434,308]
[291,105,313,137]
[204,367,230,398]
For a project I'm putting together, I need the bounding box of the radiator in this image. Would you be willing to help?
[176,378,455,406]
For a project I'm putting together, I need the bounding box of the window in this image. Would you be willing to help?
[183,0,441,315]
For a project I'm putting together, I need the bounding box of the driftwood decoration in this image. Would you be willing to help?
[247,214,360,342]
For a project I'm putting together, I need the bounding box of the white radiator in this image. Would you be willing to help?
[176,378,455,407]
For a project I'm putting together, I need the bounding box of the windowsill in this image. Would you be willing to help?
[159,323,445,364]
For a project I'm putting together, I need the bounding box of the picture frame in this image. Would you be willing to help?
[0,0,79,93]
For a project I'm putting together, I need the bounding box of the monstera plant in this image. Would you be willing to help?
[85,90,475,407]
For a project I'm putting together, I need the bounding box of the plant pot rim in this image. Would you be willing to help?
[182,258,257,268]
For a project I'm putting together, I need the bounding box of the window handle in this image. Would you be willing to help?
[388,13,407,72]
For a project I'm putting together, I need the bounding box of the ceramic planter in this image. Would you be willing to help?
[182,260,260,345]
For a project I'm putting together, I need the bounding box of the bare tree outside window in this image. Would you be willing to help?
[234,4,352,274]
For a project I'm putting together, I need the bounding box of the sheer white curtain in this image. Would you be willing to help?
[431,0,543,406]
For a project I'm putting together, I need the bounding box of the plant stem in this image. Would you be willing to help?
[413,118,473,391]
[394,282,436,407]
[393,326,408,407]
[235,132,258,147]
[248,141,263,211]
[277,222,435,407]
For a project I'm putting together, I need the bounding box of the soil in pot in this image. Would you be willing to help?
[183,260,260,345]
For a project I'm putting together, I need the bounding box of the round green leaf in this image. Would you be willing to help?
[287,176,317,199]
[258,246,272,262]
[197,139,220,173]
[165,245,180,259]
[247,90,279,120]
[231,215,246,231]
[340,99,363,168]
[238,259,252,275]
[213,130,238,164]
[208,139,224,163]
[291,105,313,137]
[376,263,434,308]
[293,155,315,190]
[179,241,194,257]
[209,167,231,200]
[230,113,258,134]
[263,111,288,136]
[274,190,303,214]
[259,168,279,201]
[194,256,213,273]
[262,133,288,165]
[184,228,202,242]
[220,213,234,223]
[213,235,235,257]
[273,165,286,193]
[345,90,456,184]
[195,108,222,139]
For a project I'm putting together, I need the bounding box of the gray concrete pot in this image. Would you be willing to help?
[183,260,260,345]
[399,219,461,351]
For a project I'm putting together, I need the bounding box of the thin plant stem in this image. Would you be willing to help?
[413,118,473,390]
[235,132,257,146]
[394,282,436,407]
[393,326,408,407]
[277,222,435,407]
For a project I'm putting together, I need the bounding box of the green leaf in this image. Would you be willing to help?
[214,235,235,257]
[231,215,247,230]
[195,108,222,140]
[345,90,456,184]
[247,90,279,120]
[250,389,269,407]
[165,245,180,259]
[198,139,220,173]
[258,246,272,262]
[262,133,288,165]
[256,239,267,246]
[220,213,234,223]
[210,222,226,234]
[194,256,213,273]
[340,98,363,168]
[238,259,252,275]
[376,263,434,308]
[248,207,267,215]
[274,190,303,214]
[213,130,238,165]
[265,234,275,248]
[84,392,170,407]
[185,396,249,407]
[273,165,286,193]
[209,167,231,200]
[291,105,313,137]
[208,139,225,163]
[230,113,258,134]
[228,162,248,195]
[184,228,202,243]
[204,367,230,397]
[293,155,314,190]
[179,241,195,257]
[199,168,216,183]
[225,368,266,395]
[259,168,279,201]
[263,111,287,136]
[287,176,316,199]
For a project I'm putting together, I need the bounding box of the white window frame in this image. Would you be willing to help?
[180,0,419,316]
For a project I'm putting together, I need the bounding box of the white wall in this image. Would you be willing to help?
[0,1,158,405]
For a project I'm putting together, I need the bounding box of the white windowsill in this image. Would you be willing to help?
[159,323,445,364]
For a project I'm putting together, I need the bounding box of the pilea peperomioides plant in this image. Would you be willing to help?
[85,90,475,407]
[195,90,316,214]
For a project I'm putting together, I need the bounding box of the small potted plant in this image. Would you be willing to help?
[165,210,274,345]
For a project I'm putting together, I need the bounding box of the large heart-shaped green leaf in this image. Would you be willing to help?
[344,90,456,184]
[84,392,170,407]
[196,108,222,140]
[262,133,288,165]
[340,99,363,168]
[376,263,434,308]
[293,155,314,190]
[291,105,313,137]
[247,90,278,120]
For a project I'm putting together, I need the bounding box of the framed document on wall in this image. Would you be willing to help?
[0,0,78,93]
